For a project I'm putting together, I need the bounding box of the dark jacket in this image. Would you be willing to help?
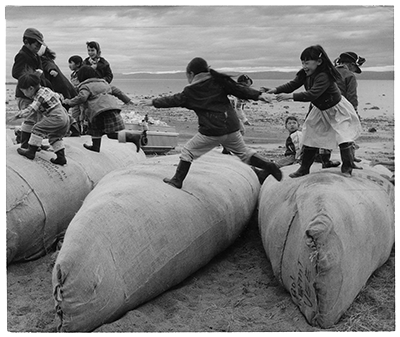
[336,65,358,110]
[83,57,113,83]
[152,73,261,136]
[41,56,77,99]
[12,45,52,99]
[275,69,342,111]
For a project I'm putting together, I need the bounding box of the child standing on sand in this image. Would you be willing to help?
[140,57,282,189]
[266,45,362,178]
[15,72,69,165]
[63,65,141,153]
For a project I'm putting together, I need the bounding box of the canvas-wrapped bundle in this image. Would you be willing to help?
[6,136,146,264]
[52,151,260,332]
[258,164,395,328]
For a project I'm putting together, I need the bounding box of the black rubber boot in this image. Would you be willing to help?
[340,143,354,177]
[17,144,39,159]
[125,132,141,152]
[19,131,31,149]
[321,152,341,169]
[249,154,282,182]
[163,160,191,189]
[84,138,101,152]
[50,149,67,165]
[69,122,81,137]
[289,146,318,178]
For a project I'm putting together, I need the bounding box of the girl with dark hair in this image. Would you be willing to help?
[265,45,362,178]
[83,41,134,105]
[63,65,141,153]
[140,57,282,189]
[15,72,70,165]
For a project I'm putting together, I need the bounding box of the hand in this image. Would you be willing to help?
[50,70,58,77]
[276,93,292,102]
[139,99,153,106]
[259,93,275,103]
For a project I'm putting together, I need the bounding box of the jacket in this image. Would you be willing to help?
[83,57,113,83]
[12,45,53,98]
[152,73,261,136]
[275,69,342,111]
[41,56,77,99]
[63,78,121,122]
[335,65,358,110]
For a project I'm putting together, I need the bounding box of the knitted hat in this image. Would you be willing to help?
[23,28,45,45]
[339,52,366,74]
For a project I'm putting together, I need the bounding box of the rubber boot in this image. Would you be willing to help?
[321,152,340,169]
[69,122,81,137]
[118,130,141,152]
[17,144,39,159]
[19,131,31,149]
[249,154,282,182]
[163,160,191,189]
[289,146,318,178]
[222,147,231,155]
[340,143,354,177]
[50,149,67,165]
[84,138,101,152]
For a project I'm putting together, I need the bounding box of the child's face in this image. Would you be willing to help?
[87,47,98,59]
[20,86,37,99]
[69,61,78,71]
[286,120,299,133]
[301,59,322,76]
[26,40,42,55]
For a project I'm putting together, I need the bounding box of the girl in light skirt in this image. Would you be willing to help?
[265,44,362,178]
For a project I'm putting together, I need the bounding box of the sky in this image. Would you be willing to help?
[3,3,396,80]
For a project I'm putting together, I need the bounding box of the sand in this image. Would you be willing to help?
[5,91,395,332]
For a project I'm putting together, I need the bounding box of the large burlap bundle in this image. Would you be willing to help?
[52,151,260,332]
[6,136,146,264]
[258,163,394,328]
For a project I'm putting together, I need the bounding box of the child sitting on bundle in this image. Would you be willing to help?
[275,115,303,168]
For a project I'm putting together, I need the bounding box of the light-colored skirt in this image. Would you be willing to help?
[302,96,362,149]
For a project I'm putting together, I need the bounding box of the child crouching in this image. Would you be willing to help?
[16,72,69,165]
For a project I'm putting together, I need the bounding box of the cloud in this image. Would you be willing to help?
[5,5,394,79]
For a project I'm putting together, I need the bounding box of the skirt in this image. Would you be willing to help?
[302,96,362,149]
[89,110,125,137]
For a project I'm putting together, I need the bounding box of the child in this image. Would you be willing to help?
[222,74,252,155]
[15,72,70,165]
[335,51,366,165]
[140,57,282,189]
[275,115,303,168]
[83,41,134,105]
[266,45,362,178]
[62,65,141,153]
[11,28,53,149]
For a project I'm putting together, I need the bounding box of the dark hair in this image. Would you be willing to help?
[285,115,299,125]
[77,65,98,82]
[68,55,83,66]
[300,45,341,82]
[86,41,101,54]
[237,74,253,85]
[186,57,234,84]
[18,72,41,89]
[43,47,56,60]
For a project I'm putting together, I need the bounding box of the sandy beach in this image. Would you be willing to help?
[5,87,395,332]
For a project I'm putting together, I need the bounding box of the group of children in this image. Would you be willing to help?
[12,28,141,165]
[11,28,365,189]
